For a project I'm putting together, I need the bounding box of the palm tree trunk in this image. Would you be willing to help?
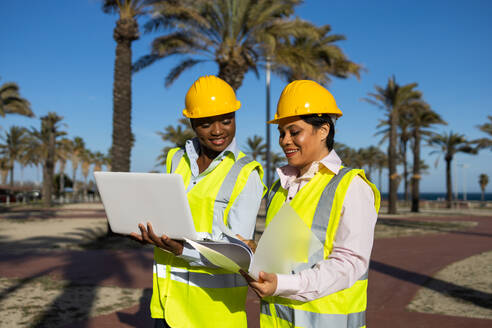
[378,168,382,191]
[218,59,248,91]
[481,188,485,202]
[445,157,453,209]
[72,167,77,202]
[411,130,421,212]
[402,140,409,202]
[59,161,66,196]
[388,108,398,214]
[84,176,89,200]
[111,18,137,172]
[42,131,55,207]
[9,162,14,187]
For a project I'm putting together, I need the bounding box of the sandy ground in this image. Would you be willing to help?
[407,250,492,319]
[0,218,108,252]
[0,276,144,328]
[1,203,491,326]
[0,205,146,328]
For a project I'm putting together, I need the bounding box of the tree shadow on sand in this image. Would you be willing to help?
[0,227,154,328]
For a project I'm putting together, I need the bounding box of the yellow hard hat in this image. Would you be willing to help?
[183,76,241,118]
[268,80,343,124]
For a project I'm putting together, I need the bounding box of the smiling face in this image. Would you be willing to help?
[191,112,236,155]
[278,116,330,175]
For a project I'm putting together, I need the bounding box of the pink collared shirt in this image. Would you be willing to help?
[274,150,378,301]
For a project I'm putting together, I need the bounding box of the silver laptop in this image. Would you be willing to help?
[94,172,199,240]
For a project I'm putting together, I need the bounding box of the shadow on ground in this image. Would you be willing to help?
[0,231,153,327]
[370,259,492,310]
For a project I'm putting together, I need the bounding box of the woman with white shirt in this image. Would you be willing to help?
[248,80,380,328]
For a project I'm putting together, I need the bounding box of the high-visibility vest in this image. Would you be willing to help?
[150,147,265,328]
[260,166,380,328]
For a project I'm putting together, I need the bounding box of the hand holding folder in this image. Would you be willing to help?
[186,204,323,281]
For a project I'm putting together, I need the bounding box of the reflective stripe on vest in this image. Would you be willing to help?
[170,149,184,173]
[154,263,248,288]
[261,167,379,328]
[151,147,263,327]
[167,266,247,288]
[174,150,254,228]
[266,180,281,211]
[262,301,365,328]
[168,147,262,231]
[293,167,350,273]
[214,155,255,219]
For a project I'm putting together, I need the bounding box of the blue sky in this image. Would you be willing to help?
[0,0,491,193]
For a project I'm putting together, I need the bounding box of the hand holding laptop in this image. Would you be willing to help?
[94,172,201,240]
[130,222,184,255]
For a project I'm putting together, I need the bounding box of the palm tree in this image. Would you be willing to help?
[0,157,9,185]
[156,118,195,167]
[359,146,384,182]
[477,115,492,136]
[474,115,492,150]
[479,174,489,202]
[429,131,477,209]
[363,76,422,214]
[70,137,85,201]
[93,151,106,172]
[407,101,446,212]
[56,138,73,196]
[80,149,94,200]
[21,135,43,185]
[28,113,67,207]
[270,24,361,84]
[335,142,360,168]
[135,0,359,90]
[0,126,28,187]
[374,113,412,200]
[245,135,266,161]
[103,0,149,172]
[0,81,34,118]
[104,149,112,171]
[374,149,388,192]
[261,151,287,185]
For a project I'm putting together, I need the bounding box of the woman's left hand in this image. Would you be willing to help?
[248,271,278,298]
[236,234,257,253]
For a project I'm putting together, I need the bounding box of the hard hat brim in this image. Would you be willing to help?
[183,107,239,119]
[267,111,343,124]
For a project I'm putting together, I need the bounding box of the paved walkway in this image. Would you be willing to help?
[368,215,492,327]
[0,206,491,327]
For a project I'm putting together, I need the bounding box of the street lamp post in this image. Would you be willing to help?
[458,163,470,201]
[453,161,458,201]
[265,59,271,188]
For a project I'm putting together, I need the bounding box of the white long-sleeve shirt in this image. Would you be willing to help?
[273,150,378,302]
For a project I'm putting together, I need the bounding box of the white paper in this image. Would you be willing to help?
[185,238,252,271]
[185,204,323,281]
[248,204,323,280]
[186,239,245,272]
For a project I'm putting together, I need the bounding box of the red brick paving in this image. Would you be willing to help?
[1,207,491,327]
[367,215,492,327]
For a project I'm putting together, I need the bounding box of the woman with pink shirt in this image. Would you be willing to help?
[248,80,380,328]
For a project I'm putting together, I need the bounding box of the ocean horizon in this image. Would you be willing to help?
[380,192,492,201]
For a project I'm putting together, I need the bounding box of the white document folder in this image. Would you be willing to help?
[187,204,323,280]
